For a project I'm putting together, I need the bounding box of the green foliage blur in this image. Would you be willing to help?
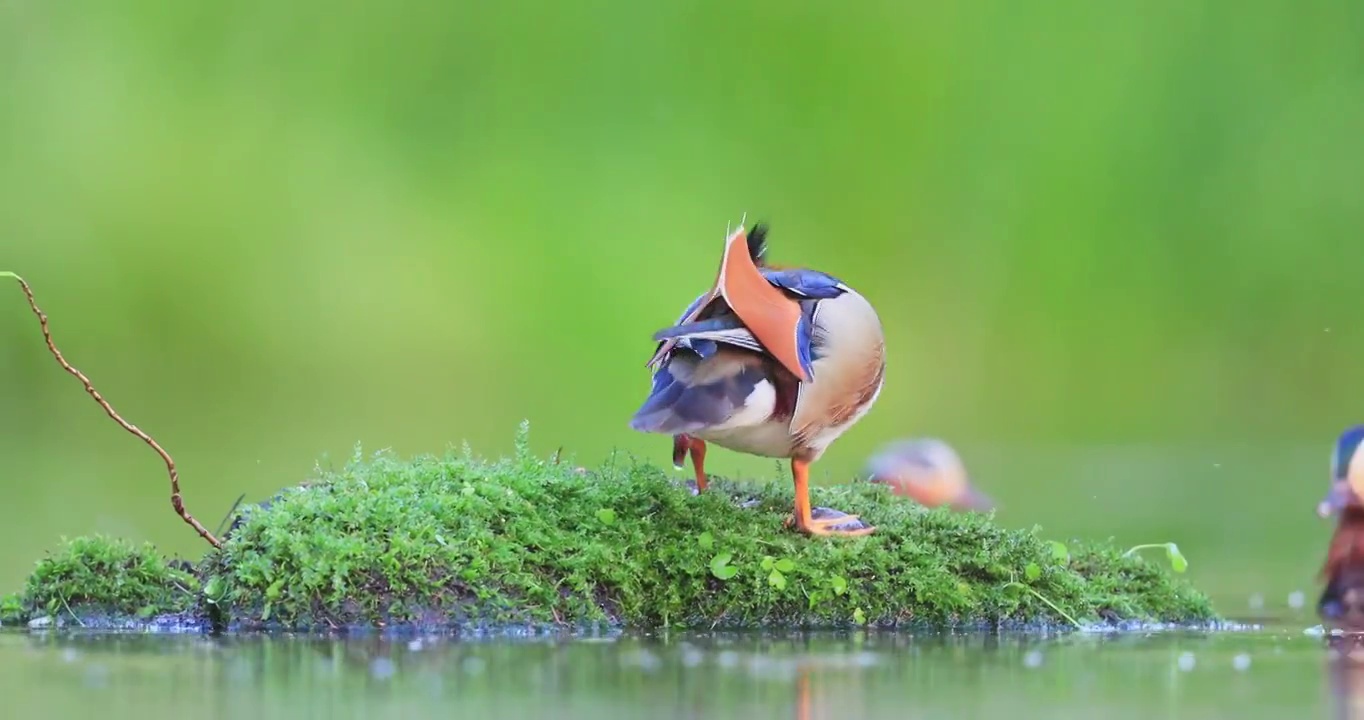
[1,2,1359,611]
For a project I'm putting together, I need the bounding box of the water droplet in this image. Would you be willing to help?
[716,650,739,668]
[744,655,779,679]
[227,657,253,684]
[853,651,879,668]
[407,639,424,652]
[83,664,109,689]
[61,648,79,664]
[1289,591,1305,610]
[1023,650,1043,668]
[1232,653,1251,671]
[462,656,487,676]
[681,646,705,668]
[370,657,396,680]
[1248,593,1264,611]
[1177,652,1196,672]
[622,648,662,672]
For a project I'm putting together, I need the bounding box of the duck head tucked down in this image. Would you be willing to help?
[629,222,886,537]
[1316,425,1364,631]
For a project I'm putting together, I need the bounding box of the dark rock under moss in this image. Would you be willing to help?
[1,424,1221,635]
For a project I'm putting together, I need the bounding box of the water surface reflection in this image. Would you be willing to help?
[0,626,1343,719]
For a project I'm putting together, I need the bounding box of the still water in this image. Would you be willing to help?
[0,623,1352,719]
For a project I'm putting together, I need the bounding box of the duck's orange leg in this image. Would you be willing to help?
[673,434,709,492]
[672,434,690,469]
[786,458,875,537]
[795,667,811,720]
[690,438,709,492]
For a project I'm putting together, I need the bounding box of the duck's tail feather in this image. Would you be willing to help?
[629,352,773,436]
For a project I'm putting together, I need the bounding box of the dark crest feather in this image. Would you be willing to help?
[747,223,769,266]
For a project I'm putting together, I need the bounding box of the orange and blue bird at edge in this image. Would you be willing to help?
[629,222,887,537]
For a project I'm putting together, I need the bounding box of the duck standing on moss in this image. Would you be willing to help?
[630,222,887,537]
[863,438,994,512]
[1315,425,1364,631]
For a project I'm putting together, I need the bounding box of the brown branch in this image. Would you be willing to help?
[2,272,222,549]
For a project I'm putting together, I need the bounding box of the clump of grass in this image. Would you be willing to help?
[3,424,1219,633]
[1,535,198,626]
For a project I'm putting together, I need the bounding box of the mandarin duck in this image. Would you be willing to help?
[629,222,887,537]
[1316,425,1364,631]
[863,438,994,512]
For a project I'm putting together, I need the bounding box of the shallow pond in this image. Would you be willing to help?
[0,622,1354,719]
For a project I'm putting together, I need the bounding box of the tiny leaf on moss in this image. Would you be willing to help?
[710,553,738,580]
[768,569,787,590]
[1166,543,1188,573]
[830,575,848,596]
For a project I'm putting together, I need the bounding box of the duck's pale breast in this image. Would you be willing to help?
[789,288,886,461]
[692,420,798,458]
[679,356,799,457]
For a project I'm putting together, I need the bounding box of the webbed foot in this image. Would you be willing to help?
[784,506,876,536]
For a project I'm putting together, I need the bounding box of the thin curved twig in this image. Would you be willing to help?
[2,271,222,548]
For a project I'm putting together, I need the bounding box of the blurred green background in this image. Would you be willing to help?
[1,1,1359,614]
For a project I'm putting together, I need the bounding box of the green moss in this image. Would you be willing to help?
[1,535,199,628]
[3,424,1219,633]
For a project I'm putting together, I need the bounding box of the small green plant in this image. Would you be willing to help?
[709,552,739,580]
[203,576,227,605]
[0,594,24,625]
[829,574,848,596]
[1047,540,1071,565]
[1002,574,1081,628]
[759,555,795,590]
[1123,543,1189,573]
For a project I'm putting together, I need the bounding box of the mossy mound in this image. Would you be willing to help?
[0,536,201,630]
[2,426,1219,634]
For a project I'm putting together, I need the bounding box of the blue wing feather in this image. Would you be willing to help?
[1334,425,1364,480]
[648,290,716,364]
[647,361,677,397]
[631,354,768,435]
[652,316,746,342]
[648,267,840,376]
[682,338,718,359]
[672,290,711,324]
[652,316,763,354]
[760,268,847,299]
[794,299,818,381]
